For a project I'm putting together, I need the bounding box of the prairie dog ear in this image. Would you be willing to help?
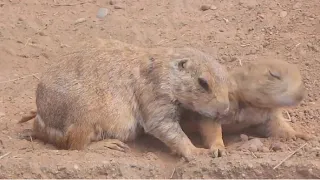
[172,58,191,71]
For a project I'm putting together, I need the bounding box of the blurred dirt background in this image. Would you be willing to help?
[0,0,319,178]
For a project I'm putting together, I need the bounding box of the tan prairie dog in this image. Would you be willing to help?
[18,38,230,161]
[181,59,310,157]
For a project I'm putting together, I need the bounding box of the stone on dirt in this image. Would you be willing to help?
[97,8,109,19]
[239,138,264,152]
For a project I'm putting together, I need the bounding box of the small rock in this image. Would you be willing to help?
[144,152,158,161]
[37,31,46,36]
[57,166,66,171]
[200,5,211,11]
[261,146,270,152]
[114,5,123,9]
[75,18,86,24]
[240,134,249,141]
[239,0,258,9]
[240,138,263,152]
[293,2,302,9]
[271,142,287,152]
[74,164,79,170]
[0,112,5,117]
[280,11,288,18]
[210,5,217,10]
[3,47,15,56]
[229,56,237,62]
[249,145,258,152]
[109,0,114,5]
[41,53,49,59]
[296,149,304,156]
[96,8,109,19]
[307,43,319,52]
[102,160,108,164]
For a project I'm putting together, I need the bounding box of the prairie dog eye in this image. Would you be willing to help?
[177,59,188,70]
[198,77,210,91]
[269,70,281,80]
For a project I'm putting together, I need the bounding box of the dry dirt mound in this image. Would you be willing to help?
[0,0,319,178]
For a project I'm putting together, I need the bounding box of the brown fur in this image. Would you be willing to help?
[181,59,310,157]
[19,38,230,161]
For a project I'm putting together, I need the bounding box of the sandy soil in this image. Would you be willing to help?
[0,0,319,178]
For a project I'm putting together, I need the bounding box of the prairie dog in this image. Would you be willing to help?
[19,38,230,161]
[181,59,309,157]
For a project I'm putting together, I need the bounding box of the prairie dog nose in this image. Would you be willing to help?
[295,93,304,103]
[217,102,230,115]
[295,85,305,103]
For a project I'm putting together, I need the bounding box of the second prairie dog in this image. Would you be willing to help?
[181,59,310,157]
[19,38,230,161]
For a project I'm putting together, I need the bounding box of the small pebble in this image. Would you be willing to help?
[109,0,114,5]
[74,164,79,170]
[280,11,288,18]
[239,138,263,152]
[271,142,287,152]
[293,2,302,9]
[249,145,258,152]
[75,18,86,24]
[96,8,109,19]
[307,43,319,52]
[0,112,5,117]
[200,5,211,11]
[144,152,158,160]
[37,31,46,36]
[261,146,270,152]
[102,160,108,164]
[210,5,217,10]
[229,56,237,62]
[114,5,123,9]
[3,47,16,56]
[240,134,249,141]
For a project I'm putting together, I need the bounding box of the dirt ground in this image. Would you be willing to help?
[0,0,319,178]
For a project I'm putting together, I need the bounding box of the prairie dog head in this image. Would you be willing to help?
[165,47,230,118]
[232,59,305,108]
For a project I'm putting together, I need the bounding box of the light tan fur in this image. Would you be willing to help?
[18,38,230,161]
[181,59,310,157]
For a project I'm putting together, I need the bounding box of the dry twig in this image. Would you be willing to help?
[52,2,89,7]
[0,73,40,84]
[251,151,258,158]
[238,58,243,66]
[33,74,40,80]
[273,143,307,169]
[0,152,11,160]
[170,167,176,179]
[285,110,292,122]
[24,38,31,46]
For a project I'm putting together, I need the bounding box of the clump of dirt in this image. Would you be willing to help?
[0,0,319,178]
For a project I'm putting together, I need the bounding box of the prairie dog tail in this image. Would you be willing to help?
[18,110,37,124]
